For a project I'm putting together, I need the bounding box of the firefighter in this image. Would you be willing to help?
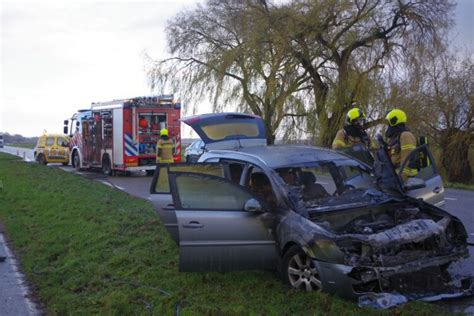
[156,128,175,163]
[332,107,371,150]
[385,109,418,180]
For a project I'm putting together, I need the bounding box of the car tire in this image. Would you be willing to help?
[73,151,81,171]
[281,245,322,292]
[62,162,69,166]
[102,155,112,176]
[146,170,155,176]
[37,154,47,165]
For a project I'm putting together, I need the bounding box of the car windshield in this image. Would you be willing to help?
[273,159,390,214]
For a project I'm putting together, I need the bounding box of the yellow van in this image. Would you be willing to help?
[34,134,70,165]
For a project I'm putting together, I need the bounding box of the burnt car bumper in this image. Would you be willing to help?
[313,254,474,306]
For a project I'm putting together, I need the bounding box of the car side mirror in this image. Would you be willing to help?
[63,126,68,134]
[244,198,263,213]
[404,177,426,191]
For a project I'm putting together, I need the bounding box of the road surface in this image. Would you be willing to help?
[1,145,474,313]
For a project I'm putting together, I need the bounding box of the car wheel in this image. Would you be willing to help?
[62,162,69,166]
[73,151,81,171]
[102,155,112,176]
[282,245,322,292]
[38,154,47,165]
[146,170,155,176]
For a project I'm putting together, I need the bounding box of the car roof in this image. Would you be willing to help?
[202,145,351,169]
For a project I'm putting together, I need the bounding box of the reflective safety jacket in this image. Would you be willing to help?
[332,129,368,149]
[156,138,174,163]
[388,131,417,179]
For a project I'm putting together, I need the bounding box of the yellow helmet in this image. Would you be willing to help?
[386,109,407,126]
[160,128,169,136]
[346,107,366,124]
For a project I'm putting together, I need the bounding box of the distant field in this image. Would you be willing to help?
[0,152,442,314]
[7,143,35,149]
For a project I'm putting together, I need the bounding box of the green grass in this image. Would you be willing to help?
[445,182,474,191]
[0,152,442,315]
[7,143,36,149]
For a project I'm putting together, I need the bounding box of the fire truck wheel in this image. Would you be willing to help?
[146,170,155,176]
[73,152,81,171]
[37,154,47,165]
[102,155,112,176]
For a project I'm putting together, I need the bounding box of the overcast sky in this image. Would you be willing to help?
[1,0,473,137]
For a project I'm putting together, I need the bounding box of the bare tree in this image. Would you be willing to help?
[276,0,455,146]
[389,44,473,183]
[147,0,454,146]
[147,0,310,144]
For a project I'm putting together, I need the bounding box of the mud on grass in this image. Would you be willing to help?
[0,152,443,315]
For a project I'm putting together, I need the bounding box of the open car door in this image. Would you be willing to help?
[399,145,445,207]
[167,164,278,272]
[181,113,267,150]
[149,163,226,244]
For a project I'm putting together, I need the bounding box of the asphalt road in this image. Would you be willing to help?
[1,145,474,313]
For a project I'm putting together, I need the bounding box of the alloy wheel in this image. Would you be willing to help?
[287,251,322,291]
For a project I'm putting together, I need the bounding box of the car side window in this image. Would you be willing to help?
[45,137,55,146]
[173,174,253,211]
[152,163,225,194]
[246,167,277,210]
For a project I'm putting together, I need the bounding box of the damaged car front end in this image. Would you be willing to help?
[277,158,473,306]
[309,203,471,301]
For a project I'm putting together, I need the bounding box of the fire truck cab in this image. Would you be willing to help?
[64,95,181,175]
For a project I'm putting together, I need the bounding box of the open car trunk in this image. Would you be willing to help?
[181,113,267,150]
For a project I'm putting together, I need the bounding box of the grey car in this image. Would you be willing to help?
[184,139,205,162]
[150,113,472,303]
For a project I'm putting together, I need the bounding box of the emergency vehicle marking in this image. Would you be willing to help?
[124,133,138,156]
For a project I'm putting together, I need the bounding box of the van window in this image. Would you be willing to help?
[45,137,55,146]
[57,137,68,147]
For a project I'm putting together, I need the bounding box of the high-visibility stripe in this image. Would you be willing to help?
[401,144,416,150]
[156,158,174,163]
[333,140,349,147]
[403,168,418,176]
[124,133,138,156]
[158,144,174,149]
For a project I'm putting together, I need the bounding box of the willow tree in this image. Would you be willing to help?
[276,0,455,146]
[147,0,310,144]
[388,44,473,183]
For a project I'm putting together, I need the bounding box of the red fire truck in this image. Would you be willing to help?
[64,95,181,175]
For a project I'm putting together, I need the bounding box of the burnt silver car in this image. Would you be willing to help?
[150,113,472,303]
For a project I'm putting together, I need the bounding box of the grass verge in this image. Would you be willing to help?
[445,182,474,192]
[0,152,441,315]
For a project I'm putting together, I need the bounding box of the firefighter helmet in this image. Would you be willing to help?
[386,109,407,126]
[160,128,169,136]
[346,108,366,124]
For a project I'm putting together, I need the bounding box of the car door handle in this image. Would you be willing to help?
[433,186,442,194]
[182,221,203,229]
